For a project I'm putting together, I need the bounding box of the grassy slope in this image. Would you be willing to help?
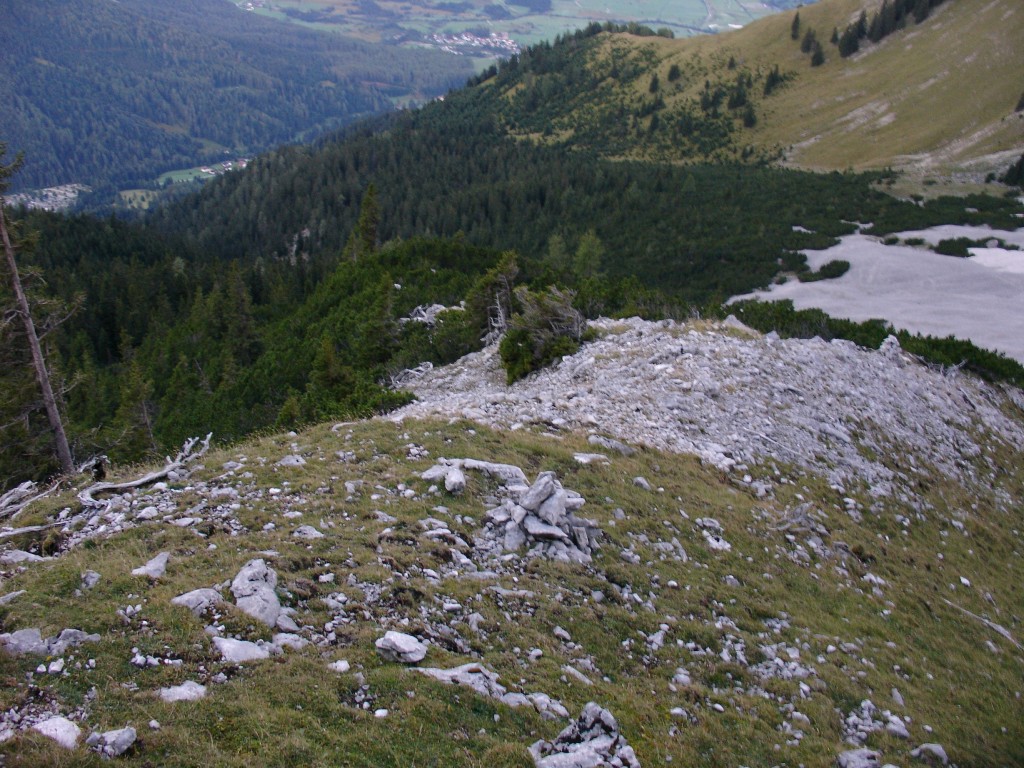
[1,390,1022,765]
[515,0,1023,175]
[754,0,1024,172]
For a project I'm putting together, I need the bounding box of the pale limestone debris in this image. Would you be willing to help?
[390,317,1024,492]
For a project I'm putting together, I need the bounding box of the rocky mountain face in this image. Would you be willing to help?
[0,318,1021,766]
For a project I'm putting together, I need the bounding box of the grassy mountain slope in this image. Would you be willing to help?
[475,0,1023,175]
[751,0,1024,173]
[1,322,1023,764]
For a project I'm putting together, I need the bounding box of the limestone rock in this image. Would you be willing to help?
[910,743,949,765]
[0,627,99,657]
[31,716,80,749]
[445,466,466,494]
[885,715,910,739]
[375,631,427,663]
[0,628,47,656]
[159,680,207,702]
[293,525,325,540]
[132,551,170,579]
[213,636,271,663]
[94,726,137,757]
[171,588,225,616]
[230,559,281,627]
[0,550,47,564]
[416,663,508,699]
[837,749,882,768]
[588,434,636,456]
[530,702,641,768]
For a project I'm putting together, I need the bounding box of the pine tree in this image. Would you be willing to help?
[763,65,784,96]
[791,12,801,40]
[839,26,861,57]
[810,41,825,67]
[343,184,381,261]
[800,28,817,54]
[573,230,605,280]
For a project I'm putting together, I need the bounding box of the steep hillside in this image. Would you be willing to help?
[468,0,1023,176]
[0,0,472,193]
[1,318,1022,766]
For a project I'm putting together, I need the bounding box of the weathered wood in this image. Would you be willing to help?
[77,433,211,508]
[942,598,1022,651]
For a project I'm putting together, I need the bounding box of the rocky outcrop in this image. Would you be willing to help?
[393,317,1024,495]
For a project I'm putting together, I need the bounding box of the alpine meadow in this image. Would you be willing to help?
[1,0,1023,765]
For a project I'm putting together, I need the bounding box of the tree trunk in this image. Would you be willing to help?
[0,205,75,475]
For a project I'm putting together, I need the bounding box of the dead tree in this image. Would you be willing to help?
[0,150,74,475]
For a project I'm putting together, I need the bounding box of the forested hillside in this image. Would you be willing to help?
[0,0,473,194]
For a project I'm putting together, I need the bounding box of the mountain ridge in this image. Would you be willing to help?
[465,0,1023,176]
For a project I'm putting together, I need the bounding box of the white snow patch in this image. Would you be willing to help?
[733,225,1024,363]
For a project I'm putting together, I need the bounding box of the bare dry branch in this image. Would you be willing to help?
[942,598,1022,651]
[78,433,211,508]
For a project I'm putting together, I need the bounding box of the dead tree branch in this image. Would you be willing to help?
[78,433,212,508]
[942,598,1022,651]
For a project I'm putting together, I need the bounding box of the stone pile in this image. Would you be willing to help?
[421,459,601,564]
[483,471,601,564]
[529,702,641,768]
